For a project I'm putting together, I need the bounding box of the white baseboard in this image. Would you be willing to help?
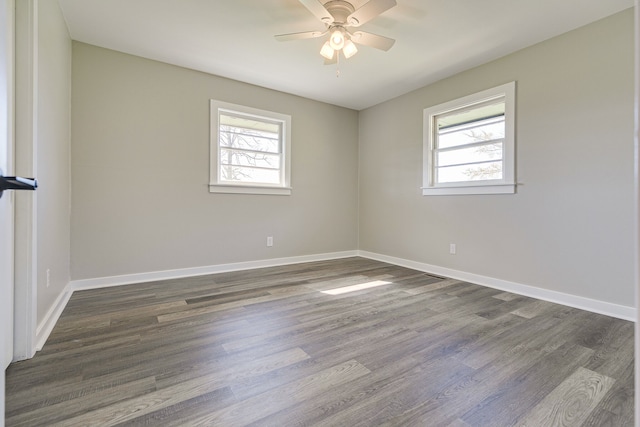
[35,286,73,351]
[36,248,634,351]
[69,250,359,291]
[358,250,636,322]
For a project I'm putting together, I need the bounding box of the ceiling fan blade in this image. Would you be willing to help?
[275,30,327,41]
[347,0,397,27]
[351,31,395,51]
[299,0,333,23]
[324,56,337,65]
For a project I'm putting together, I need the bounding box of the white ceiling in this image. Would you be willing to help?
[57,0,634,110]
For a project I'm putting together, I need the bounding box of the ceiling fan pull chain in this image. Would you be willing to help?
[336,52,340,78]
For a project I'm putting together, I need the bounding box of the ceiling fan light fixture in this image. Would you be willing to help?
[343,39,358,58]
[329,28,345,50]
[320,41,335,60]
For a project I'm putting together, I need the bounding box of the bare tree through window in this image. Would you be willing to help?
[218,114,282,185]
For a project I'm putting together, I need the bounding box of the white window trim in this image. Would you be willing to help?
[209,100,292,196]
[422,82,516,196]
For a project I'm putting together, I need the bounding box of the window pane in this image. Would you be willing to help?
[220,149,281,169]
[219,113,281,154]
[221,165,281,185]
[437,161,503,183]
[438,118,505,149]
[436,99,506,149]
[219,126,280,153]
[437,142,503,167]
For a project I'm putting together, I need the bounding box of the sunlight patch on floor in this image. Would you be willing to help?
[321,280,392,295]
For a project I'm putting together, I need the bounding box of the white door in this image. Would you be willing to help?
[1,0,14,370]
[1,0,15,423]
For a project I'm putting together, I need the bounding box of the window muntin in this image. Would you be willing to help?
[423,82,515,195]
[210,100,291,195]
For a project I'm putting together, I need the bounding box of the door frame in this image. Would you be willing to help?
[1,0,15,367]
[13,0,37,362]
[1,0,15,424]
[635,2,639,426]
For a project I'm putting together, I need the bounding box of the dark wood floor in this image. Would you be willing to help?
[5,257,635,426]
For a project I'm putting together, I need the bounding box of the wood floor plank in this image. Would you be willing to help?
[379,342,546,426]
[493,291,522,301]
[7,368,153,420]
[154,346,310,390]
[582,406,634,427]
[581,319,635,380]
[56,347,310,426]
[228,328,419,402]
[511,299,557,319]
[244,354,423,427]
[184,359,371,426]
[221,285,432,356]
[403,279,464,295]
[116,386,238,427]
[6,377,157,427]
[461,342,596,426]
[580,382,635,426]
[314,355,475,427]
[4,257,635,426]
[5,375,83,415]
[6,334,141,382]
[458,315,560,369]
[516,367,615,426]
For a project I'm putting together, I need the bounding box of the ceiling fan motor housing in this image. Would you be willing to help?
[323,0,357,25]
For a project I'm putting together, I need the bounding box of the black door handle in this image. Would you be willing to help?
[0,172,38,199]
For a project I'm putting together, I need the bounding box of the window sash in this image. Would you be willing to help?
[219,149,282,173]
[435,137,504,154]
[219,111,282,154]
[435,160,503,184]
[433,138,505,185]
[436,116,505,149]
[435,139,503,174]
[220,165,282,185]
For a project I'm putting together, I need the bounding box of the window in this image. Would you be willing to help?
[210,100,292,195]
[423,82,516,195]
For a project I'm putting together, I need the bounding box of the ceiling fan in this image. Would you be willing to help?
[275,0,397,63]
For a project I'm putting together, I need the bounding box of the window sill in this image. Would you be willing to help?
[422,183,516,196]
[209,184,292,196]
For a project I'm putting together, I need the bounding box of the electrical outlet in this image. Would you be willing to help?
[267,236,273,247]
[449,244,456,255]
[46,268,50,287]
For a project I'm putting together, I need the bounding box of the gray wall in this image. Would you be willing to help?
[70,10,634,310]
[359,9,635,306]
[36,0,71,325]
[71,43,359,280]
